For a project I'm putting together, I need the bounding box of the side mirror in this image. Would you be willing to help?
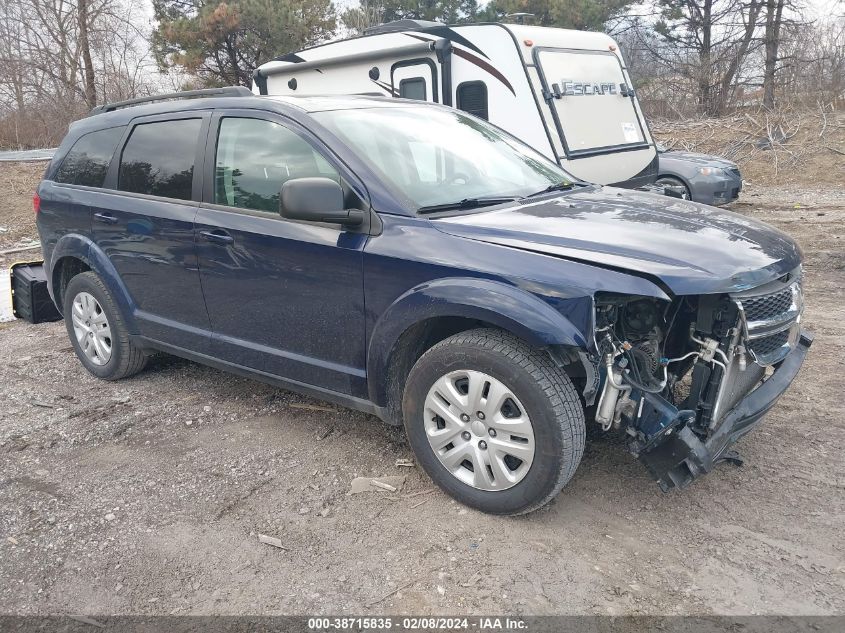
[279,177,363,226]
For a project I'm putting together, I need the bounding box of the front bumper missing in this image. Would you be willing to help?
[638,330,813,491]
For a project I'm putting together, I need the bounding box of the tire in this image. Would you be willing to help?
[655,175,691,200]
[63,271,147,380]
[402,328,585,515]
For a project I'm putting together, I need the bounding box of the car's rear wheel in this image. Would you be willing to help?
[656,175,691,200]
[402,329,585,515]
[63,272,147,380]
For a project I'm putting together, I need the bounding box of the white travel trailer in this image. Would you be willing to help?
[253,20,658,188]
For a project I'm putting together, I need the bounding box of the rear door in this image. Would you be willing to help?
[392,59,439,103]
[95,113,212,352]
[534,48,650,157]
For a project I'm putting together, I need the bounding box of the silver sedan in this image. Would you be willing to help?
[655,144,743,206]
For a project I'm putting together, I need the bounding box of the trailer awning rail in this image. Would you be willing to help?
[254,41,437,89]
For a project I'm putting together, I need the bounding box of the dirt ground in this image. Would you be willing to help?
[1,162,844,616]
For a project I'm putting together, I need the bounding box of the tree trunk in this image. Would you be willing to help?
[712,0,762,116]
[78,0,97,109]
[763,0,785,109]
[697,0,713,114]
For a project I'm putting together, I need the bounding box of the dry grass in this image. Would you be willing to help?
[0,162,45,250]
[651,106,845,187]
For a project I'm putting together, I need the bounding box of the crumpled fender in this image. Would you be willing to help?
[366,277,591,407]
[48,233,139,333]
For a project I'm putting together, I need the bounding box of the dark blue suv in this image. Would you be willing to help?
[36,88,811,514]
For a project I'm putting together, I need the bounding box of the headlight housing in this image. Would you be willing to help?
[697,166,722,176]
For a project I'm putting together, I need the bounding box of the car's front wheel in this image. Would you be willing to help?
[402,329,585,515]
[655,175,691,200]
[63,272,147,380]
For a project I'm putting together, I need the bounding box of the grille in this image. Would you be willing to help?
[733,279,802,366]
[749,329,790,358]
[742,288,793,322]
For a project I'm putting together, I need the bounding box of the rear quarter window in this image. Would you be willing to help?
[54,126,125,187]
[118,118,202,201]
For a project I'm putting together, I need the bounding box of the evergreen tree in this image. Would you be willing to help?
[480,0,633,31]
[153,0,337,87]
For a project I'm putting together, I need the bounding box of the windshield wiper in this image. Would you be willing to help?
[525,181,577,198]
[417,196,520,214]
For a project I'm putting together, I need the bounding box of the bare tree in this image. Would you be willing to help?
[341,0,385,35]
[78,0,97,108]
[651,0,765,115]
[0,0,155,148]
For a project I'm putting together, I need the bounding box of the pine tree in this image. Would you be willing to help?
[153,0,337,87]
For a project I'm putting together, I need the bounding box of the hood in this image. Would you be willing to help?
[664,151,738,169]
[432,186,801,296]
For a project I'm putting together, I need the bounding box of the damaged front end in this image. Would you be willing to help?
[591,267,812,491]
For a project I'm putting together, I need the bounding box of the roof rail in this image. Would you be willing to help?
[89,86,253,115]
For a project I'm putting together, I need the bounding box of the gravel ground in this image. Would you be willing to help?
[0,173,843,616]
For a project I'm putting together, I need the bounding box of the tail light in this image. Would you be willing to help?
[33,192,41,214]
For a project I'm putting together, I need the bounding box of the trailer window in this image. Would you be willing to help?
[118,118,202,201]
[536,49,647,155]
[456,82,488,120]
[399,78,426,101]
[55,126,124,188]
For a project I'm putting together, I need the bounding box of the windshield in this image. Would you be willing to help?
[312,106,573,211]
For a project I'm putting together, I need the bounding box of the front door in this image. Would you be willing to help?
[194,112,368,397]
[95,114,212,351]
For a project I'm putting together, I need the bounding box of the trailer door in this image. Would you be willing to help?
[534,48,649,158]
[391,59,439,103]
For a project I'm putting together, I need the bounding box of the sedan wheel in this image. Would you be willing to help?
[656,176,691,200]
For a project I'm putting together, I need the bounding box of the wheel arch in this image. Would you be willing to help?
[48,234,139,333]
[367,278,591,425]
[656,172,692,195]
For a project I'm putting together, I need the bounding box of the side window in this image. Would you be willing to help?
[399,78,427,101]
[214,117,339,213]
[118,118,202,201]
[456,81,489,120]
[55,126,124,187]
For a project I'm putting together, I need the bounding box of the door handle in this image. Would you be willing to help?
[199,230,234,245]
[93,212,119,224]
